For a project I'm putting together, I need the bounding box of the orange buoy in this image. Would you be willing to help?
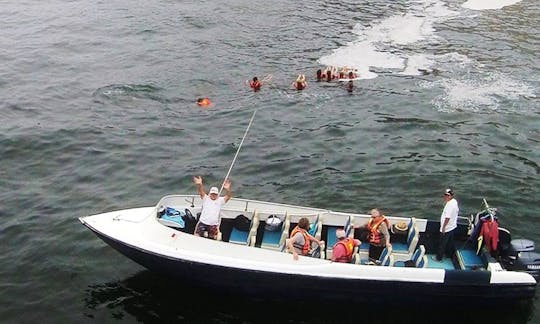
[197,97,212,106]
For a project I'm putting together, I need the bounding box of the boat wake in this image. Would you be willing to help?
[317,0,535,113]
[462,0,524,10]
[318,0,460,79]
[420,72,537,113]
[92,84,168,104]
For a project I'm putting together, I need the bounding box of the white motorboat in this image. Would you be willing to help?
[80,195,538,305]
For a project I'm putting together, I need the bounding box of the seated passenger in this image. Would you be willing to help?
[355,208,392,263]
[332,229,361,263]
[287,217,324,260]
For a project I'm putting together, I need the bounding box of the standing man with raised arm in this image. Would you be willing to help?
[193,176,232,239]
[434,188,459,262]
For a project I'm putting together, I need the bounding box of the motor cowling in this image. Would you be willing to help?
[505,239,540,281]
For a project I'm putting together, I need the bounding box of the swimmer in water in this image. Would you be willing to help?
[293,74,307,90]
[323,66,337,82]
[197,98,212,106]
[339,67,348,79]
[316,69,323,81]
[248,77,262,91]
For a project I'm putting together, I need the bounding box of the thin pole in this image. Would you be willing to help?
[219,110,257,195]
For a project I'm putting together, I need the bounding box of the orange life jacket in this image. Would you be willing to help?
[367,216,390,245]
[197,98,212,106]
[290,226,311,255]
[334,238,355,262]
[250,80,261,91]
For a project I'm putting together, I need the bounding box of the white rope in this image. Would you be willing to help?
[219,109,257,195]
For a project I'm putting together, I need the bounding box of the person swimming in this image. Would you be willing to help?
[339,67,348,79]
[197,97,212,106]
[347,80,354,93]
[316,69,323,81]
[293,74,307,90]
[248,77,262,91]
[323,66,337,82]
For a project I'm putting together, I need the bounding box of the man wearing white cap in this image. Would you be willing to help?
[193,176,232,239]
[434,188,459,262]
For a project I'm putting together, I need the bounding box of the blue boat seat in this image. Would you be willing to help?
[392,225,419,258]
[308,214,323,240]
[407,217,416,233]
[261,212,290,250]
[417,255,428,268]
[394,245,426,267]
[229,211,259,246]
[310,214,325,259]
[381,254,394,266]
[456,249,485,270]
[358,241,370,252]
[361,246,392,266]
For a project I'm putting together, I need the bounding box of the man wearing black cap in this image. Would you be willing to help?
[434,188,459,262]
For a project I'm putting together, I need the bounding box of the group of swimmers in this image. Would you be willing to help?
[247,66,359,92]
[197,66,359,106]
[316,66,358,82]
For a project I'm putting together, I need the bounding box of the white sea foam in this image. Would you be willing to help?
[421,73,536,112]
[318,0,460,79]
[317,0,536,112]
[462,0,522,10]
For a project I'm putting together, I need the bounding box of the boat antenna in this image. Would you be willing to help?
[219,109,257,195]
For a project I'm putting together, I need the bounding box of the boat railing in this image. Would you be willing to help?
[157,195,330,215]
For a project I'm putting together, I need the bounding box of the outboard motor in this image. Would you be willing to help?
[503,238,540,281]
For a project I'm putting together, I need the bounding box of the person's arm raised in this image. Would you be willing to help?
[193,176,206,199]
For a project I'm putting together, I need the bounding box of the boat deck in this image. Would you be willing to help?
[155,195,490,271]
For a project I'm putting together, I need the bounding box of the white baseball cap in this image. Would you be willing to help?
[209,187,219,195]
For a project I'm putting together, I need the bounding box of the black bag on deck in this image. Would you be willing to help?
[234,214,251,231]
[404,260,416,267]
[183,209,197,225]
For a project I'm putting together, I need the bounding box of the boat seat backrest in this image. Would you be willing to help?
[406,225,416,244]
[379,245,392,265]
[277,213,291,249]
[247,212,260,246]
[417,255,428,268]
[411,245,426,267]
[408,217,416,234]
[344,216,353,237]
[406,225,419,255]
[382,254,394,267]
[307,214,323,240]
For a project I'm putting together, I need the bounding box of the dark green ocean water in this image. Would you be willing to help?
[1,0,538,322]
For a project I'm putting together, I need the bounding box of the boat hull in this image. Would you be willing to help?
[89,226,537,306]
